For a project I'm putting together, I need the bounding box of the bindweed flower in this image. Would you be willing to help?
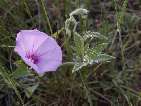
[14,29,62,75]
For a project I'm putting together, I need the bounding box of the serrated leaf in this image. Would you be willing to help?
[85,47,114,64]
[93,43,108,53]
[83,31,107,40]
[72,62,87,73]
[84,48,97,63]
[93,54,115,63]
[74,32,85,57]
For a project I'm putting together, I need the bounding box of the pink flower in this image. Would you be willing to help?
[14,29,62,75]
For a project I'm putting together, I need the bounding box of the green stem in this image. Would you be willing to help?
[79,71,93,106]
[23,0,33,21]
[40,0,53,34]
[113,0,128,70]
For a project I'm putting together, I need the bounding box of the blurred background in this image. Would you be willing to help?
[0,0,141,106]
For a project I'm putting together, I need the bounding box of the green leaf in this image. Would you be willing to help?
[83,31,107,41]
[84,48,97,63]
[72,48,114,73]
[93,43,108,53]
[72,62,87,73]
[25,83,39,98]
[12,63,30,78]
[85,47,114,64]
[74,32,85,57]
[93,54,115,63]
[0,65,24,104]
[84,43,108,63]
[53,27,64,38]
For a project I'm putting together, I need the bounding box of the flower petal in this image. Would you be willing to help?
[37,60,62,74]
[35,36,59,55]
[15,29,62,75]
[36,49,62,72]
[35,37,62,73]
[16,29,47,52]
[14,40,26,57]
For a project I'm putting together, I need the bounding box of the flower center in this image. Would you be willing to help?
[26,53,39,64]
